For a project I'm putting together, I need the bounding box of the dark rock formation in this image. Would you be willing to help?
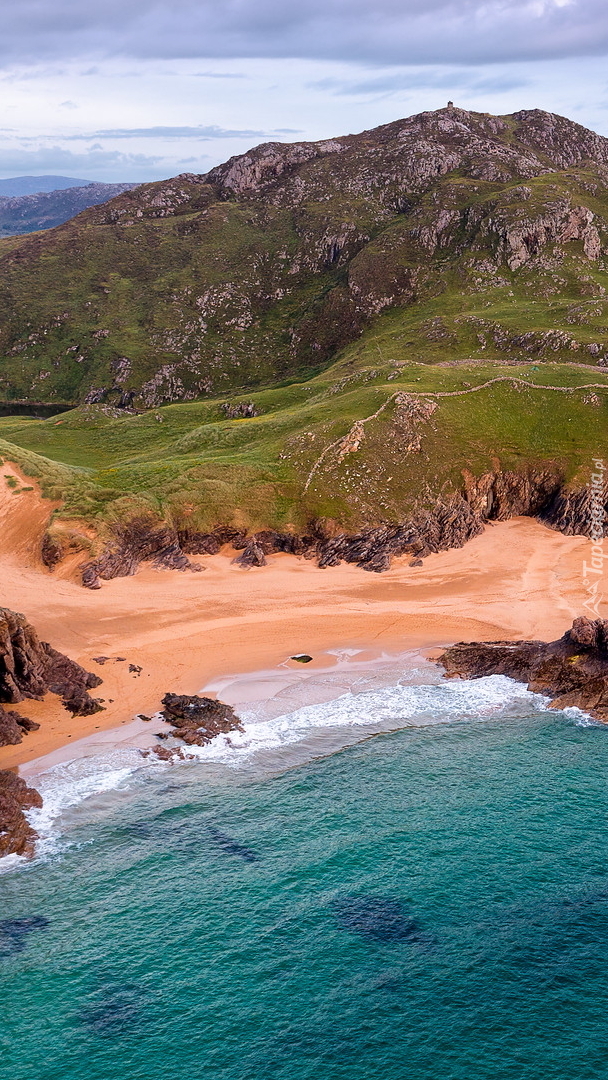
[0,770,42,858]
[0,707,39,747]
[160,693,244,746]
[40,531,64,570]
[81,513,203,588]
[0,607,103,718]
[437,617,608,721]
[0,916,49,956]
[67,467,605,587]
[233,540,267,568]
[331,896,420,943]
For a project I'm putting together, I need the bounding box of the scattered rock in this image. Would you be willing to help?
[291,654,313,663]
[0,770,43,858]
[160,693,244,746]
[233,540,266,568]
[0,707,40,746]
[221,401,259,419]
[437,617,608,721]
[409,559,424,567]
[137,714,151,721]
[128,664,142,674]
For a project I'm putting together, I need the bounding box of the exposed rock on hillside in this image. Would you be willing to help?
[65,464,605,586]
[159,693,243,746]
[437,617,608,721]
[0,607,103,722]
[2,107,608,405]
[0,770,42,858]
[79,514,203,589]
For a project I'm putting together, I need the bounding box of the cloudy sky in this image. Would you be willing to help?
[1,0,608,183]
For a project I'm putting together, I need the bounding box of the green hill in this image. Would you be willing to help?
[0,105,606,579]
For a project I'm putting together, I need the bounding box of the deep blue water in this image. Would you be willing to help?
[2,684,608,1080]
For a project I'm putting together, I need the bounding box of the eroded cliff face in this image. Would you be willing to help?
[0,606,103,735]
[44,467,605,588]
[437,617,608,722]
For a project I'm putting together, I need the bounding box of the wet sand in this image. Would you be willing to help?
[0,463,592,770]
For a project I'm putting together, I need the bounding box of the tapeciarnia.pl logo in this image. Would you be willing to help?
[582,458,606,617]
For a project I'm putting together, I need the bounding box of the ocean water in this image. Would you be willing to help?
[2,659,608,1080]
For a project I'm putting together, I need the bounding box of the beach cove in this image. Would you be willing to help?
[0,464,594,772]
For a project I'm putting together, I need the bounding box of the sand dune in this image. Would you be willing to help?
[0,462,594,769]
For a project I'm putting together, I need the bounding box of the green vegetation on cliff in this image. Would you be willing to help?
[0,106,606,556]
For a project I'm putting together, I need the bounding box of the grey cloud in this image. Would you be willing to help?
[309,68,530,97]
[0,0,606,67]
[0,143,170,182]
[60,125,265,140]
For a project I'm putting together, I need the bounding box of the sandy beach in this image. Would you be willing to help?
[0,462,593,770]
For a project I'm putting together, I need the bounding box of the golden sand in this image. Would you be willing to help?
[0,462,591,770]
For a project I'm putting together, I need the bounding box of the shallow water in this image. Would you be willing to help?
[2,661,608,1080]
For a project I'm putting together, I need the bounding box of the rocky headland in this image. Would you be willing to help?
[0,769,42,857]
[0,606,104,746]
[438,617,608,720]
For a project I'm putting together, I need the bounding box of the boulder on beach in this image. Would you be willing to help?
[160,693,244,746]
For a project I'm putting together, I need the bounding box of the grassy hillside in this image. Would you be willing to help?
[1,108,608,410]
[0,351,606,553]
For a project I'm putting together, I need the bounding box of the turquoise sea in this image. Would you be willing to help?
[2,655,608,1080]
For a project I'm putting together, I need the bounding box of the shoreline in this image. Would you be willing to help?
[0,469,595,772]
[18,644,437,779]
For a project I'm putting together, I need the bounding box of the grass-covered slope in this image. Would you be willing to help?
[0,354,606,556]
[1,107,608,408]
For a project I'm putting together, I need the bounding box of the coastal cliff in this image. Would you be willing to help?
[438,617,608,721]
[0,606,103,745]
[35,465,605,586]
[0,770,41,857]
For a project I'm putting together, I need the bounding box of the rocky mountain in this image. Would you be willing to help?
[0,181,139,239]
[0,107,605,570]
[0,106,608,407]
[0,176,90,197]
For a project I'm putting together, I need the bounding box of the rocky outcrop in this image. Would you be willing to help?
[67,466,606,586]
[159,693,244,746]
[0,607,103,720]
[81,514,203,589]
[437,617,608,721]
[0,707,39,747]
[0,770,42,858]
[311,467,566,572]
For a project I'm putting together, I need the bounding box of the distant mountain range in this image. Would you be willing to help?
[0,176,92,197]
[0,181,139,237]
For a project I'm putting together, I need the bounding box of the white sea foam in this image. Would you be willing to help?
[184,674,548,765]
[2,669,551,869]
